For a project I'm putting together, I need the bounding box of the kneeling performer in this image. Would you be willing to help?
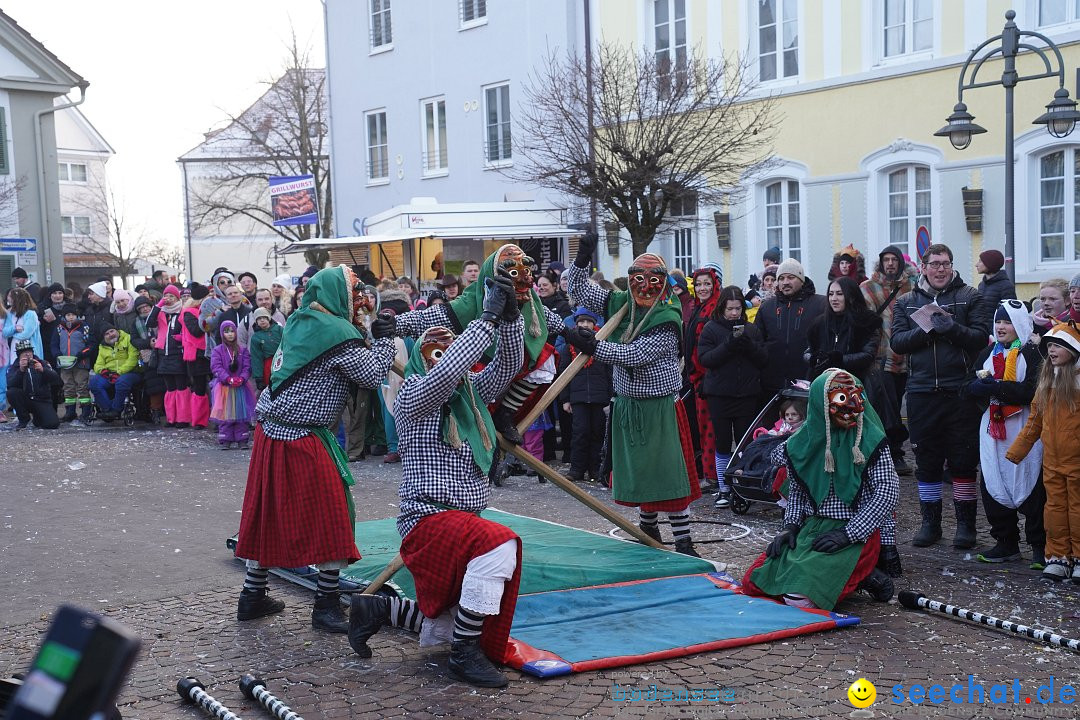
[741,369,898,610]
[350,275,525,688]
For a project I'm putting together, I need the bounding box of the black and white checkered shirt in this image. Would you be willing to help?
[256,338,395,441]
[772,441,899,545]
[567,264,682,398]
[395,317,524,537]
[395,296,563,341]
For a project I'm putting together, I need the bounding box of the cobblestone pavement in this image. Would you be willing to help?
[1,422,1079,719]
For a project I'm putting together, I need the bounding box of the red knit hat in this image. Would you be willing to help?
[979,249,1005,273]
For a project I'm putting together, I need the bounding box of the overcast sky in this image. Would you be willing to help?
[5,0,326,251]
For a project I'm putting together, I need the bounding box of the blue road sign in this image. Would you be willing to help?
[0,238,37,252]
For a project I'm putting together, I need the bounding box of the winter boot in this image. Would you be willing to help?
[1030,545,1046,570]
[637,522,663,544]
[190,393,210,428]
[877,545,903,578]
[491,405,523,446]
[857,568,895,602]
[312,593,349,634]
[348,594,390,658]
[61,404,77,423]
[448,637,509,688]
[674,538,701,557]
[912,501,942,547]
[237,589,285,621]
[77,403,93,426]
[953,500,978,549]
[976,540,1021,563]
[175,388,192,425]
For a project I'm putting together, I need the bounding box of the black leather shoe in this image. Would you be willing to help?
[370,444,388,457]
[857,568,895,603]
[491,406,523,446]
[348,594,389,658]
[312,593,349,633]
[448,638,508,688]
[638,522,663,544]
[237,589,285,621]
[674,538,701,557]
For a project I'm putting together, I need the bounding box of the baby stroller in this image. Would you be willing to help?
[723,385,809,515]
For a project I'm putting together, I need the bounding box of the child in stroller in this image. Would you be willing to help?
[724,387,808,515]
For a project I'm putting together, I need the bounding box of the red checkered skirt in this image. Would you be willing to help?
[234,424,360,569]
[400,511,522,663]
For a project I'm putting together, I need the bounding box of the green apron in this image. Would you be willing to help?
[610,394,690,504]
[749,516,863,610]
[269,419,356,527]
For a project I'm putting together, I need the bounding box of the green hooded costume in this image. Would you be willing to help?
[403,328,497,474]
[749,371,889,610]
[448,244,547,364]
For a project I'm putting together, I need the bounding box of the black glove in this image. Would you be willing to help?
[565,326,598,355]
[810,527,852,554]
[481,275,515,325]
[574,231,599,269]
[930,311,956,334]
[495,271,521,323]
[967,377,998,397]
[370,312,396,340]
[766,524,800,558]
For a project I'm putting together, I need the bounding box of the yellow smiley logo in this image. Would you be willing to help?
[847,678,876,708]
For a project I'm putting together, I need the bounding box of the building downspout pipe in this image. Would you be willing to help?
[33,81,88,284]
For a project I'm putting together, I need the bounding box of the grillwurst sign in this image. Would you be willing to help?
[269,175,319,227]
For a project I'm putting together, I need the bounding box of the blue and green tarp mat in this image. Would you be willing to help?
[230,508,857,676]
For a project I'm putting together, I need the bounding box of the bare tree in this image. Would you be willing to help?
[515,44,779,257]
[68,182,153,289]
[187,35,331,268]
[144,239,187,279]
[0,175,27,233]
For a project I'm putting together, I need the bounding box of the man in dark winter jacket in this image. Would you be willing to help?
[558,308,613,482]
[976,249,1016,310]
[754,258,827,398]
[11,267,43,305]
[7,340,61,429]
[891,243,991,550]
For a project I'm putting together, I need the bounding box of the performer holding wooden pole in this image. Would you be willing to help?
[566,232,703,556]
[350,275,525,688]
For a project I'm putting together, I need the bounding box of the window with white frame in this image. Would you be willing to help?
[365,111,389,182]
[757,0,799,81]
[881,0,933,58]
[60,215,91,236]
[421,98,448,175]
[58,162,88,183]
[460,0,486,27]
[1037,148,1080,263]
[764,180,801,262]
[668,192,697,273]
[370,0,392,50]
[886,165,932,258]
[484,84,511,164]
[654,0,687,88]
[1037,0,1080,26]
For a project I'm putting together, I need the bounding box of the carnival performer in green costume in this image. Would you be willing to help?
[235,266,396,634]
[741,369,898,609]
[565,233,702,556]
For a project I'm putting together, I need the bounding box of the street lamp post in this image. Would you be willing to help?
[261,243,290,276]
[934,9,1080,282]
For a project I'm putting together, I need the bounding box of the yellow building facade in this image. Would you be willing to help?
[594,0,1080,299]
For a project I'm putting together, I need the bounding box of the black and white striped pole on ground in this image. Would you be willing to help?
[239,675,305,720]
[177,677,243,720]
[898,590,1080,653]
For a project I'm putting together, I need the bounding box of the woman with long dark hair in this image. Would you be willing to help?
[697,286,768,508]
[683,265,724,487]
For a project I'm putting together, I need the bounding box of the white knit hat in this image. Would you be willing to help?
[272,273,294,290]
[775,258,805,283]
[88,281,108,298]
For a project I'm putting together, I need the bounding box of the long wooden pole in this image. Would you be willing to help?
[513,302,628,434]
[361,303,658,595]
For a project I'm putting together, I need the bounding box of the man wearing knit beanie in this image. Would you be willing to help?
[977,248,1016,310]
[754,257,826,398]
